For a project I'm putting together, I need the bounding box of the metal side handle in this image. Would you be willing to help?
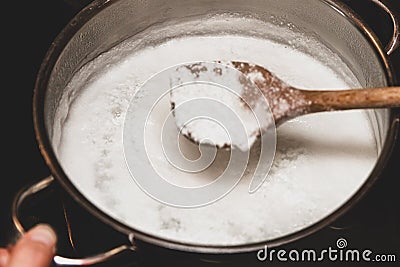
[11,176,136,266]
[371,0,400,55]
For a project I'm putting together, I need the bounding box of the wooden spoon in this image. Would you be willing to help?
[231,62,400,125]
[170,61,400,151]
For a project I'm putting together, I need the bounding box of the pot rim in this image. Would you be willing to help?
[33,0,400,254]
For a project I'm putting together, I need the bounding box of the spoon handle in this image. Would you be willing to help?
[303,87,400,112]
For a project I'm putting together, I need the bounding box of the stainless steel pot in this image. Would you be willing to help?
[12,0,400,265]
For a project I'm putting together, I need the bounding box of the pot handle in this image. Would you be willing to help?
[370,0,400,56]
[11,176,136,266]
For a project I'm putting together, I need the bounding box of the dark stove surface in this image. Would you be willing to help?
[2,0,400,266]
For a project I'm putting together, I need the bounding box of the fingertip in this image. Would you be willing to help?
[7,224,57,267]
[0,249,10,267]
[27,224,57,249]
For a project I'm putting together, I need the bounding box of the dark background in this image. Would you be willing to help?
[1,0,400,266]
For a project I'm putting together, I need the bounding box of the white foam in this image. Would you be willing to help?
[54,17,377,246]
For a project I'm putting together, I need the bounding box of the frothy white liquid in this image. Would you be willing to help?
[54,19,378,246]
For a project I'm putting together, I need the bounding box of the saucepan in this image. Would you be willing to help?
[12,0,400,265]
